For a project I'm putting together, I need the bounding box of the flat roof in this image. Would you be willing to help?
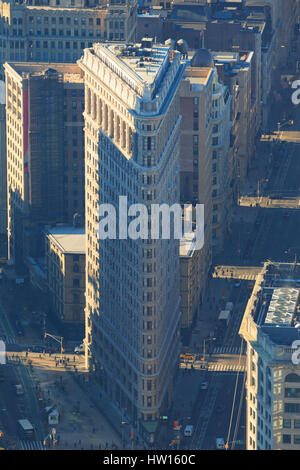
[46,226,85,254]
[4,63,83,83]
[101,42,172,88]
[264,287,299,327]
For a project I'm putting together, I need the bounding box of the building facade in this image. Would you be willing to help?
[0,0,137,79]
[0,95,6,235]
[45,226,85,324]
[179,230,201,330]
[213,50,254,192]
[180,48,232,256]
[79,40,185,435]
[4,62,84,267]
[179,52,214,304]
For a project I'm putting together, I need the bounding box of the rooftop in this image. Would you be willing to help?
[46,226,85,254]
[240,262,300,348]
[4,63,83,83]
[95,40,173,89]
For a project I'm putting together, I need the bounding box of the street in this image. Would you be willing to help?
[169,99,300,451]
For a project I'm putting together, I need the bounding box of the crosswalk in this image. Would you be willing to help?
[212,345,246,355]
[208,363,246,372]
[0,334,16,345]
[19,440,45,450]
[213,269,258,281]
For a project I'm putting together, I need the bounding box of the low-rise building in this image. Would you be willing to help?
[179,230,201,330]
[45,226,85,324]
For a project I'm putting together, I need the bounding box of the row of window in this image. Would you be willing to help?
[28,16,101,26]
[28,29,101,37]
[283,434,300,445]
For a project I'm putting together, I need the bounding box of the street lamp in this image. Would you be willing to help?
[277,119,294,142]
[44,332,64,363]
[121,409,127,449]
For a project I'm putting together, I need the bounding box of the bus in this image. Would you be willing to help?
[17,419,35,440]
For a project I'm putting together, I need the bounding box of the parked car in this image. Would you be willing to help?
[201,381,208,390]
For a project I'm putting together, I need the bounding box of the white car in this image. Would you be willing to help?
[201,381,208,390]
[184,425,194,437]
[216,438,225,449]
[74,343,84,354]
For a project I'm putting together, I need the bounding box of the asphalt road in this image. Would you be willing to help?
[192,104,300,450]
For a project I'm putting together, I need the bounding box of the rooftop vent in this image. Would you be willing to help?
[141,37,153,49]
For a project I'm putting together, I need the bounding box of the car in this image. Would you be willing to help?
[74,343,85,354]
[283,212,290,217]
[201,381,208,390]
[234,281,241,288]
[216,438,225,450]
[184,425,194,437]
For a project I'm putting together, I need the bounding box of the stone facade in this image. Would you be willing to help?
[79,40,185,435]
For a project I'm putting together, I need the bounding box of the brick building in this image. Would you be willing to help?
[4,62,84,268]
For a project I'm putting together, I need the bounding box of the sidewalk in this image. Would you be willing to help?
[8,352,121,450]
